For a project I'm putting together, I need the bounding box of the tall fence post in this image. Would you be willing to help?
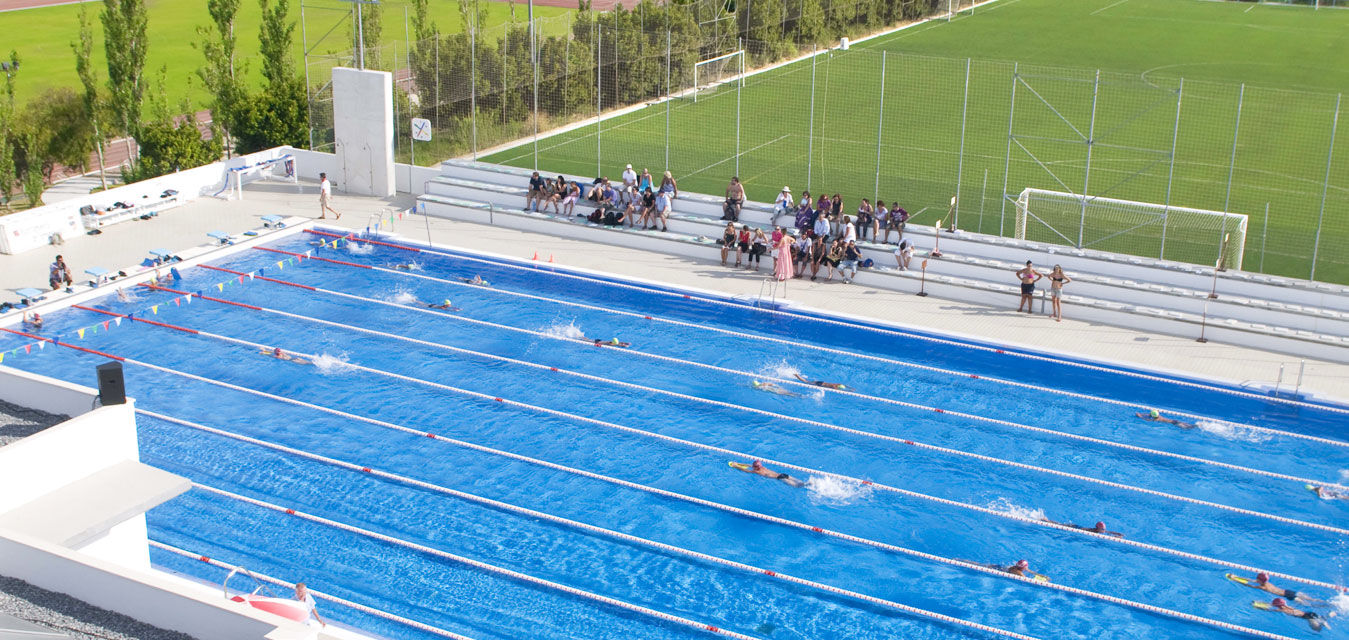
[434,36,440,131]
[470,19,478,159]
[1311,92,1341,281]
[301,2,314,150]
[1077,69,1101,248]
[999,62,1018,236]
[735,37,743,177]
[807,44,817,192]
[501,28,508,128]
[596,25,603,178]
[1160,78,1184,261]
[953,57,971,229]
[665,29,672,172]
[532,12,539,170]
[1223,84,1245,215]
[873,51,887,204]
[1259,202,1270,273]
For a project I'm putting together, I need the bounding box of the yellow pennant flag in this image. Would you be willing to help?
[217,283,225,292]
[151,305,159,315]
[277,261,284,270]
[77,328,86,339]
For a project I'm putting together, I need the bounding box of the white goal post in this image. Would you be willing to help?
[1014,188,1248,270]
[691,50,745,103]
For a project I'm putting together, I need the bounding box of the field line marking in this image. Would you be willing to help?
[1090,0,1132,16]
[681,134,792,180]
[1244,3,1256,12]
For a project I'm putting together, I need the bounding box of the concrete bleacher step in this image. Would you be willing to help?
[425,173,1349,337]
[415,191,1349,363]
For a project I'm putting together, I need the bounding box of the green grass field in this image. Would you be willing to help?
[484,0,1349,283]
[0,0,571,110]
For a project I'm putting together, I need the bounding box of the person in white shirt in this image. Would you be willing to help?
[318,173,341,220]
[772,186,793,226]
[295,583,327,628]
[841,215,857,244]
[812,214,831,241]
[895,238,914,270]
[621,164,638,204]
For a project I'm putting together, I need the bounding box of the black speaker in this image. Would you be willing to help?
[96,361,126,406]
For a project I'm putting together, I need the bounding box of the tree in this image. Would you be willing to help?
[124,69,222,182]
[102,0,148,156]
[232,78,308,153]
[196,0,245,155]
[73,7,111,190]
[258,0,295,86]
[352,1,383,69]
[0,51,18,207]
[18,89,93,183]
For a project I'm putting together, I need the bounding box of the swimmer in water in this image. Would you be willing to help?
[116,287,131,303]
[982,559,1049,582]
[592,337,631,348]
[1233,572,1328,607]
[793,373,847,390]
[734,460,806,488]
[462,275,490,287]
[1255,598,1328,632]
[151,269,175,285]
[265,346,311,365]
[22,311,43,330]
[426,299,461,311]
[1135,408,1197,430]
[751,380,801,397]
[1308,484,1349,500]
[1042,517,1124,538]
[393,263,419,271]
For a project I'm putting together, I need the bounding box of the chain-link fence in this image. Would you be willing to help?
[301,0,1349,284]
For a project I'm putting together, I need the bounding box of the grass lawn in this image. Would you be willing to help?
[0,0,571,110]
[484,0,1349,283]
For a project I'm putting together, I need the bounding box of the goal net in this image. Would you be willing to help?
[690,50,745,103]
[1014,188,1248,270]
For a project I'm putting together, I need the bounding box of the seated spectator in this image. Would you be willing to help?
[773,186,793,226]
[874,201,889,241]
[541,178,560,214]
[895,238,914,270]
[815,193,831,220]
[720,222,738,266]
[723,177,745,221]
[747,228,769,271]
[562,181,581,216]
[653,189,671,232]
[809,234,828,281]
[621,163,638,200]
[884,204,908,244]
[737,225,752,266]
[840,241,863,283]
[585,177,609,202]
[770,225,784,271]
[639,168,653,192]
[821,238,845,282]
[841,215,857,244]
[830,194,843,223]
[856,199,874,241]
[792,234,812,278]
[527,172,545,212]
[795,200,814,235]
[659,171,679,199]
[812,212,831,242]
[638,187,658,230]
[50,255,73,291]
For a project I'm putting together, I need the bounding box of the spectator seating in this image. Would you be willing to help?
[416,159,1349,362]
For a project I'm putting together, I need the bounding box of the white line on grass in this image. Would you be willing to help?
[1090,0,1133,16]
[681,134,793,180]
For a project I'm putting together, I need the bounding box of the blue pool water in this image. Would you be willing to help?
[2,228,1347,640]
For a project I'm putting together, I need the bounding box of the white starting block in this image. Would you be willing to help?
[261,215,285,229]
[207,231,233,245]
[221,154,298,201]
[85,267,111,286]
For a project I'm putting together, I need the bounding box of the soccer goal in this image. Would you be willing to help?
[1014,188,1248,270]
[691,50,745,103]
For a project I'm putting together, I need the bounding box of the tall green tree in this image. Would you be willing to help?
[258,0,296,85]
[354,1,384,69]
[101,0,148,158]
[233,0,307,153]
[124,67,222,182]
[196,0,245,155]
[0,51,18,207]
[73,7,110,190]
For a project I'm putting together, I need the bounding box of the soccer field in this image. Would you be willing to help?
[483,0,1349,283]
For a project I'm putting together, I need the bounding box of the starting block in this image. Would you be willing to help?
[261,215,285,228]
[207,231,233,246]
[85,267,111,286]
[16,288,46,305]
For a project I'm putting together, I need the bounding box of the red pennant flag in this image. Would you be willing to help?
[174,297,181,306]
[103,321,110,331]
[24,344,32,354]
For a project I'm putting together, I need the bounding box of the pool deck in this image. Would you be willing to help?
[2,178,1346,404]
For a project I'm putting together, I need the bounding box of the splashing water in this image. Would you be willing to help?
[347,242,375,256]
[388,291,420,305]
[541,321,586,340]
[986,497,1048,522]
[759,359,801,381]
[1331,594,1349,618]
[1195,420,1274,444]
[806,475,873,506]
[115,288,140,304]
[311,353,356,375]
[1339,469,1349,484]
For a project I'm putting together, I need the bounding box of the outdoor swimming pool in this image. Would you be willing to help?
[1,226,1346,640]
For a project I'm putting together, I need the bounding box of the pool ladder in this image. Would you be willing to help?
[756,277,785,308]
[222,564,280,600]
[365,208,398,238]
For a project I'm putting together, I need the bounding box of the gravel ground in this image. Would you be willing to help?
[0,399,67,447]
[0,576,198,640]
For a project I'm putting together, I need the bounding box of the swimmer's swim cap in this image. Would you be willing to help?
[1015,559,1029,569]
[273,347,282,356]
[751,460,763,469]
[1257,572,1269,583]
[1094,521,1106,531]
[1149,409,1160,418]
[1272,598,1286,608]
[443,299,452,306]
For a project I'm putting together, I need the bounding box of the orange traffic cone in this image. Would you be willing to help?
[532,251,539,261]
[548,254,554,263]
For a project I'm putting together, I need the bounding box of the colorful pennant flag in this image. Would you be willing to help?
[151,305,159,315]
[77,329,86,339]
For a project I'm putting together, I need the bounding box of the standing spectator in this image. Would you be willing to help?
[856,199,874,241]
[527,171,546,211]
[748,228,769,271]
[660,171,679,199]
[895,238,914,270]
[724,177,746,221]
[840,241,863,284]
[49,255,73,291]
[874,200,889,241]
[884,204,908,244]
[639,168,653,192]
[1016,261,1042,314]
[562,181,581,216]
[775,232,796,281]
[294,583,327,629]
[621,164,638,204]
[1048,265,1073,322]
[654,189,671,232]
[812,212,831,242]
[840,215,857,244]
[770,225,784,271]
[720,221,738,266]
[773,186,793,226]
[318,173,341,219]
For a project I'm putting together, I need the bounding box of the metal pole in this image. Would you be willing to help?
[735,37,743,177]
[665,29,671,172]
[434,36,440,130]
[1259,202,1269,273]
[873,51,887,204]
[1310,92,1341,281]
[501,28,507,127]
[356,1,365,69]
[301,2,314,150]
[953,57,971,228]
[1160,78,1183,261]
[807,44,817,192]
[1295,359,1305,398]
[596,25,602,178]
[531,5,539,170]
[470,17,477,158]
[978,168,988,234]
[1077,69,1101,248]
[1223,84,1245,215]
[999,62,1018,236]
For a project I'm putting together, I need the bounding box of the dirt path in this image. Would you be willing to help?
[0,0,95,13]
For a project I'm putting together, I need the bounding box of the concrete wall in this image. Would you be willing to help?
[0,148,297,255]
[0,366,100,417]
[284,147,440,197]
[0,402,138,515]
[333,68,395,198]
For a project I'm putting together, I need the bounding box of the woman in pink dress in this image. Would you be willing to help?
[774,233,795,281]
